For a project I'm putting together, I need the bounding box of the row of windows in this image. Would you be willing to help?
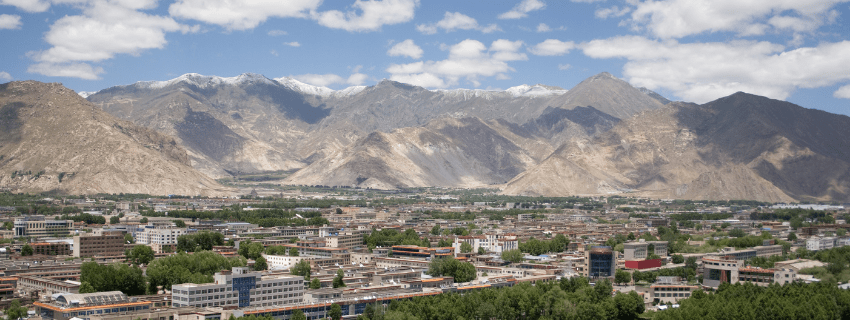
[654,292,690,298]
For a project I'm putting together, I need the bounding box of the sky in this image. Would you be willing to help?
[1,0,850,116]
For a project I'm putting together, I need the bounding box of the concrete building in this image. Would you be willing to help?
[324,234,362,249]
[73,231,125,258]
[171,267,304,308]
[136,227,186,246]
[586,246,616,279]
[806,237,836,251]
[452,233,519,254]
[649,277,698,305]
[35,291,152,320]
[701,257,796,288]
[14,216,73,238]
[30,242,72,256]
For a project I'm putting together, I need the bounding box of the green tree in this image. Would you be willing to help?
[173,220,186,227]
[328,303,342,320]
[110,216,120,224]
[2,221,12,230]
[124,233,135,244]
[254,256,268,271]
[614,269,631,285]
[427,257,477,282]
[81,261,147,295]
[788,232,798,241]
[146,251,246,291]
[431,225,441,235]
[685,257,698,271]
[671,254,685,264]
[291,259,311,280]
[290,310,306,320]
[21,244,33,256]
[335,208,343,215]
[728,228,747,238]
[237,240,265,259]
[460,242,473,253]
[4,300,27,320]
[139,217,148,224]
[501,249,523,263]
[477,247,486,255]
[127,245,155,265]
[437,239,452,247]
[289,247,299,256]
[333,269,346,288]
[78,282,96,293]
[178,232,225,252]
[310,278,321,289]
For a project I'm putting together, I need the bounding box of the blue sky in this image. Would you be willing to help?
[1,0,849,116]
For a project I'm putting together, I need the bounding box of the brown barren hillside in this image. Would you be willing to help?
[0,81,232,196]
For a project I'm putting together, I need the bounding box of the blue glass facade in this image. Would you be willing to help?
[233,276,256,307]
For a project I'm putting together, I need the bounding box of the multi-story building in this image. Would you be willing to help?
[73,231,125,258]
[30,242,72,256]
[648,277,697,305]
[701,257,796,288]
[324,234,363,249]
[171,267,305,308]
[586,246,615,279]
[14,217,73,238]
[135,227,186,246]
[35,291,153,320]
[807,237,836,251]
[452,233,518,254]
[623,240,668,260]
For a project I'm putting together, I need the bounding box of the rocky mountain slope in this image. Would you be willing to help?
[0,81,231,196]
[503,93,850,202]
[86,72,665,178]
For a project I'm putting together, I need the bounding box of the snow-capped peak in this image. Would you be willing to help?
[77,91,96,98]
[505,84,567,97]
[138,73,275,89]
[273,76,366,97]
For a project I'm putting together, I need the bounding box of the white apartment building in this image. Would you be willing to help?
[452,233,518,254]
[135,227,186,245]
[14,217,74,238]
[806,237,836,251]
[172,267,304,309]
[262,254,314,270]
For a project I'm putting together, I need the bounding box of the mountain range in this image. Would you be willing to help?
[1,71,847,201]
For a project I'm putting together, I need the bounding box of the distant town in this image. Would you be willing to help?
[0,189,848,320]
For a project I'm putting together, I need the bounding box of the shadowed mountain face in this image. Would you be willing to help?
[0,81,231,196]
[504,93,850,202]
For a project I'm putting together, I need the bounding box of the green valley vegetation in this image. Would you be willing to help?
[176,231,225,252]
[427,257,477,283]
[519,234,570,256]
[364,228,429,249]
[653,282,850,320]
[146,251,246,292]
[142,207,329,228]
[379,278,643,320]
[80,262,147,295]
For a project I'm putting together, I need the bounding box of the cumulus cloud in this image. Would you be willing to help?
[528,39,575,56]
[498,0,545,19]
[0,71,11,82]
[558,64,571,70]
[386,38,526,88]
[284,42,301,47]
[835,85,850,99]
[536,23,550,32]
[595,6,630,19]
[387,39,423,59]
[314,0,418,32]
[267,29,288,36]
[169,0,320,31]
[0,14,21,29]
[27,0,195,80]
[582,36,850,103]
[0,0,50,13]
[628,0,846,39]
[417,11,500,34]
[293,72,368,87]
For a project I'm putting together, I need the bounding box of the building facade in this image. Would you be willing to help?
[586,246,615,279]
[172,267,304,308]
[14,217,73,238]
[73,232,125,258]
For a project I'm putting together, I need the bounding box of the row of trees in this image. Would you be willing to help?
[426,257,477,283]
[177,231,225,252]
[519,234,570,256]
[364,229,429,249]
[142,208,329,228]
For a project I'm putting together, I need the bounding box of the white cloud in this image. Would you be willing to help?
[387,39,423,59]
[536,23,550,32]
[267,29,288,36]
[315,0,418,32]
[169,0,320,31]
[0,71,11,82]
[558,64,571,70]
[528,39,575,56]
[582,36,850,103]
[835,85,850,99]
[571,0,605,2]
[347,73,368,85]
[26,0,193,80]
[417,11,500,34]
[0,14,21,29]
[270,50,278,56]
[28,62,105,80]
[0,0,50,13]
[386,39,526,88]
[284,42,301,47]
[595,6,630,19]
[498,0,545,19]
[628,0,847,39]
